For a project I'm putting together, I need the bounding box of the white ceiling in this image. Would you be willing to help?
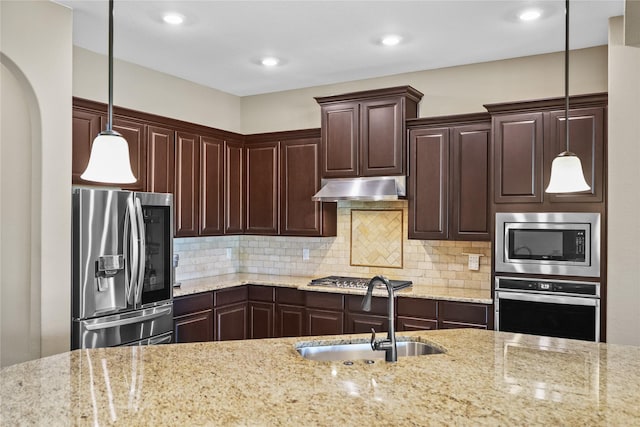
[54,0,624,96]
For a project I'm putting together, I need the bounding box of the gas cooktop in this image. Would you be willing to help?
[309,276,412,290]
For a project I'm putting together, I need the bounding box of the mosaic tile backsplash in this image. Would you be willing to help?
[174,201,491,290]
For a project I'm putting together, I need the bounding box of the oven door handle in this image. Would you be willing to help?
[496,291,599,307]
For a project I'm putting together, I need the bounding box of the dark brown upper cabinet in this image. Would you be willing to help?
[407,114,491,241]
[72,102,147,191]
[245,141,279,235]
[544,107,605,203]
[224,140,245,234]
[147,125,175,194]
[492,112,544,204]
[315,86,423,178]
[200,136,224,235]
[280,136,337,236]
[485,93,607,207]
[174,131,200,237]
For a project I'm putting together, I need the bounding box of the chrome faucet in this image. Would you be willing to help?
[361,275,398,362]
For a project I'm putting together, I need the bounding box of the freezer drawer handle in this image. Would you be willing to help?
[84,306,172,331]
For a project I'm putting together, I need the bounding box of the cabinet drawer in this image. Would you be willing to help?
[214,286,248,306]
[306,292,344,310]
[276,287,306,306]
[248,285,275,302]
[173,292,213,317]
[397,298,437,319]
[397,316,438,332]
[346,294,387,315]
[439,301,489,326]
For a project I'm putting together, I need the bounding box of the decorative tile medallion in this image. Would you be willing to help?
[350,209,403,268]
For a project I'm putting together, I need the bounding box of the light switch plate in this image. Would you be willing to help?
[226,248,232,260]
[302,248,310,261]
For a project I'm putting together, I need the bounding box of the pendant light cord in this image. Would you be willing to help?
[565,0,570,152]
[107,0,114,132]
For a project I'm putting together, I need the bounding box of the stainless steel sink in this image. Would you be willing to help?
[296,338,445,362]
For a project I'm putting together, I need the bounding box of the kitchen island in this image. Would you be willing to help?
[2,329,639,425]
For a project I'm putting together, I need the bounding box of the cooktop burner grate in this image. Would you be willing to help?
[309,276,412,290]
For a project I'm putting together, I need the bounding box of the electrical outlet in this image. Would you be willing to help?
[302,248,310,261]
[226,248,232,260]
[468,254,480,271]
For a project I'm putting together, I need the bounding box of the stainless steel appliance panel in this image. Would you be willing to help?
[73,302,173,349]
[495,212,600,277]
[72,189,134,319]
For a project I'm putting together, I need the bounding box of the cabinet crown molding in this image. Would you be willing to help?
[314,85,424,105]
[484,92,608,114]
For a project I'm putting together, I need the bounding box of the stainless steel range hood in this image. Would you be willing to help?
[312,176,406,202]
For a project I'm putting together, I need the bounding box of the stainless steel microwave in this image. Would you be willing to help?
[495,212,601,277]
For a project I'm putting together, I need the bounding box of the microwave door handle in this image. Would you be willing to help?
[497,292,598,307]
[134,198,146,306]
[125,196,138,305]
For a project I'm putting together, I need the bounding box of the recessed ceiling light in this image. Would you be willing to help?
[381,35,402,46]
[519,9,542,21]
[163,13,184,25]
[261,57,280,67]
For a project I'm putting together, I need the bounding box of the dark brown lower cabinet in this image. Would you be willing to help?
[344,294,388,334]
[306,292,344,336]
[438,300,491,330]
[307,309,344,336]
[276,288,307,337]
[173,292,214,343]
[396,297,438,332]
[214,287,248,341]
[247,285,276,339]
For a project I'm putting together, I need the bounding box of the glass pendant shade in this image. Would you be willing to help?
[545,151,590,193]
[80,131,136,184]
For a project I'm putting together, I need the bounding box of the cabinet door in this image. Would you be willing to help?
[248,302,275,339]
[397,317,438,332]
[175,132,200,237]
[215,302,248,341]
[345,313,388,334]
[307,309,344,336]
[200,136,224,235]
[104,116,147,191]
[224,140,244,234]
[545,107,605,203]
[146,125,175,193]
[245,142,279,235]
[320,102,359,177]
[276,304,306,337]
[360,97,404,176]
[72,108,102,184]
[408,127,449,240]
[493,112,544,203]
[280,138,324,236]
[438,301,491,330]
[174,310,213,343]
[450,124,491,241]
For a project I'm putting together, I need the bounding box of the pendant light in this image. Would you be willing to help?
[81,0,136,184]
[545,0,590,193]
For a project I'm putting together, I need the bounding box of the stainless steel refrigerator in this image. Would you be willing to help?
[72,188,174,349]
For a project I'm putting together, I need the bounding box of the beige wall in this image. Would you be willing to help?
[241,46,608,134]
[607,16,640,346]
[0,0,72,366]
[73,47,243,134]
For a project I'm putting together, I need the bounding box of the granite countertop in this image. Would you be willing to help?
[2,329,639,425]
[173,273,493,304]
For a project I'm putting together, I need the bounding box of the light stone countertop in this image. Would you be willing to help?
[2,329,640,425]
[173,273,493,304]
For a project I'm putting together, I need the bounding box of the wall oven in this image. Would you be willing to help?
[495,276,600,342]
[495,212,601,277]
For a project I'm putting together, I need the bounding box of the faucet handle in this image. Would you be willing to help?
[370,328,377,350]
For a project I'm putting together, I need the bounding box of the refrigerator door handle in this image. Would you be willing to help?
[125,196,138,305]
[134,198,146,305]
[84,305,173,331]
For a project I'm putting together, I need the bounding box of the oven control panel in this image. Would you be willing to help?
[495,276,600,297]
